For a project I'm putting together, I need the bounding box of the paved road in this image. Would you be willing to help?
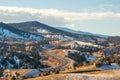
[40,49,72,73]
[23,49,73,78]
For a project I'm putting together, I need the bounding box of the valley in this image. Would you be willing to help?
[0,21,120,80]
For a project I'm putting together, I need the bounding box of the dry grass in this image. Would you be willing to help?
[40,53,59,67]
[86,70,120,75]
[3,69,31,75]
[26,74,67,80]
[26,70,120,80]
[51,40,74,47]
[2,69,31,80]
[61,65,99,73]
[60,40,75,47]
[48,49,68,57]
[15,69,31,75]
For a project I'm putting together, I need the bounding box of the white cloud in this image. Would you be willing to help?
[69,24,75,27]
[0,6,120,27]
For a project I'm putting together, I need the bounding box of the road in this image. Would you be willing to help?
[39,49,73,75]
[23,49,73,78]
[41,50,70,70]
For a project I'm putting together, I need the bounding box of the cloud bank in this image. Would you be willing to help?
[0,6,120,27]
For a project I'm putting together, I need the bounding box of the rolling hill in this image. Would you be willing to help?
[0,22,43,40]
[8,21,83,38]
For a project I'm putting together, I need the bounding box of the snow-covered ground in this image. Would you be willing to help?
[76,41,103,48]
[13,56,20,66]
[76,41,93,46]
[0,28,22,38]
[0,27,43,40]
[85,55,96,61]
[100,65,120,70]
[24,69,41,78]
[6,61,14,68]
[37,29,49,34]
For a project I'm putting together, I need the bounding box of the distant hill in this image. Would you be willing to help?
[9,21,108,40]
[0,22,43,40]
[57,27,108,38]
[8,21,80,38]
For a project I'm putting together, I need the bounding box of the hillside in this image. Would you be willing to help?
[0,22,43,40]
[8,21,80,38]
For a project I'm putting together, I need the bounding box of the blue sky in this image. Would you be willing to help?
[0,0,120,36]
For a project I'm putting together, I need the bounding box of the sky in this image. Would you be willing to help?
[0,0,120,36]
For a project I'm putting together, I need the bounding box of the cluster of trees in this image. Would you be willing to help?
[96,53,120,67]
[74,46,100,53]
[66,51,95,67]
[0,42,48,69]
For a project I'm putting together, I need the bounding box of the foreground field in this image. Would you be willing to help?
[26,70,120,80]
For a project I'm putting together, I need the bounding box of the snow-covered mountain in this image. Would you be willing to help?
[57,27,108,38]
[8,21,109,42]
[0,22,43,40]
[8,21,80,38]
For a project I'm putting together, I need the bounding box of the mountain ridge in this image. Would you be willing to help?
[8,21,81,38]
[57,27,108,38]
[0,21,110,41]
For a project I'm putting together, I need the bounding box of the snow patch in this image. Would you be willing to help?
[24,69,41,78]
[85,55,96,61]
[13,56,20,66]
[100,65,120,70]
[37,29,49,33]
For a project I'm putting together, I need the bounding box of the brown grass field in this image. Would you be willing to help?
[26,70,120,80]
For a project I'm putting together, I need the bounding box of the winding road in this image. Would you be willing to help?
[22,49,73,78]
[39,49,73,75]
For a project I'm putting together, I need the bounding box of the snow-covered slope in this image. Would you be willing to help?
[0,22,43,40]
[0,27,22,38]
